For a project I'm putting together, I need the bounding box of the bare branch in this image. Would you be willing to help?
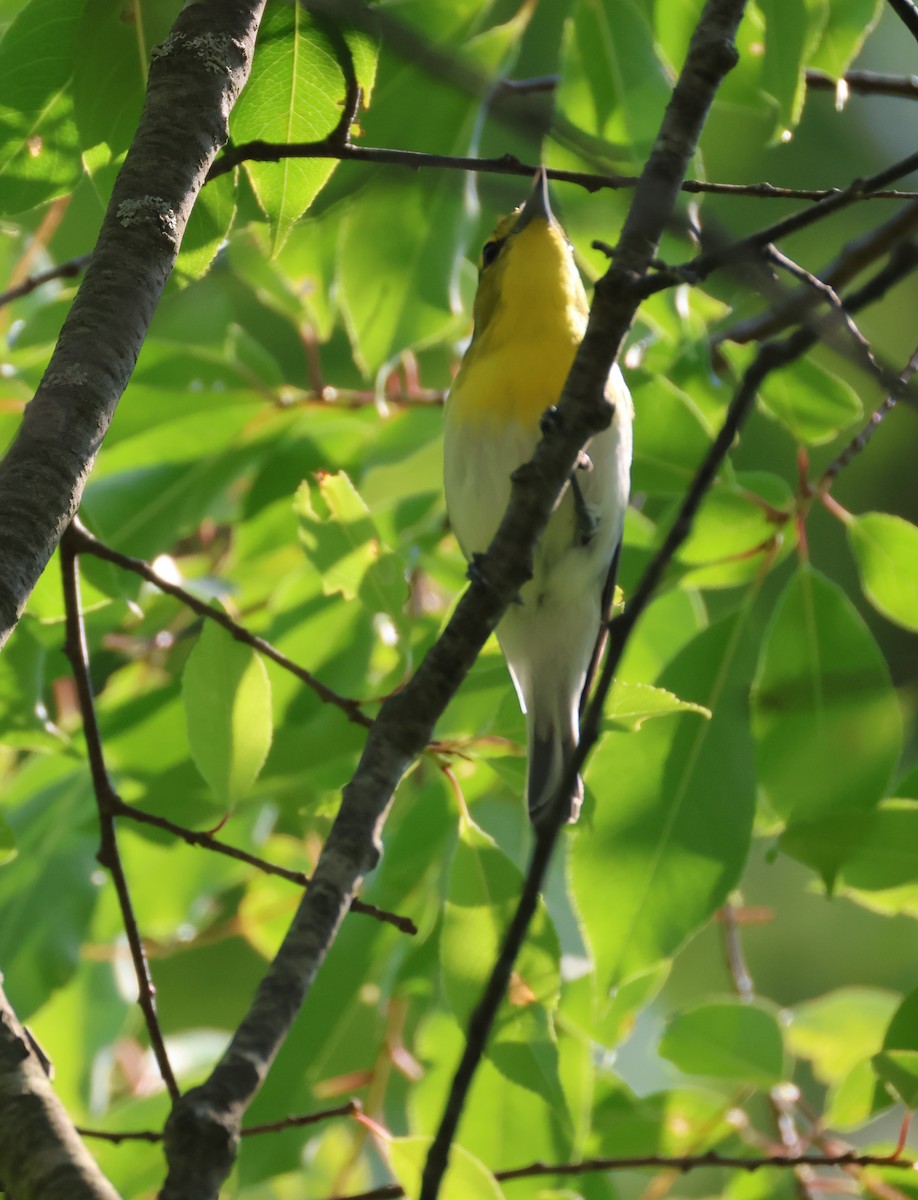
[806,67,918,101]
[76,1099,361,1145]
[646,148,918,297]
[69,519,372,729]
[0,254,90,310]
[113,798,416,934]
[331,1149,915,1200]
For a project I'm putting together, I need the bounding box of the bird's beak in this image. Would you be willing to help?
[514,167,555,231]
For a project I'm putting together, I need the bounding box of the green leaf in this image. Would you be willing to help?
[872,986,918,1108]
[573,610,756,989]
[343,21,379,106]
[0,0,81,214]
[848,512,918,632]
[873,1049,918,1109]
[826,1058,883,1129]
[631,376,713,494]
[660,999,785,1088]
[678,476,792,566]
[758,0,820,136]
[442,823,560,1023]
[182,619,273,808]
[295,473,406,629]
[839,801,918,891]
[751,567,901,839]
[758,358,862,444]
[809,0,883,78]
[175,171,236,283]
[557,0,671,163]
[388,1136,505,1200]
[337,180,465,375]
[787,987,900,1084]
[0,759,99,1019]
[231,4,347,251]
[603,681,711,731]
[0,812,15,866]
[410,1010,565,1167]
[73,0,181,170]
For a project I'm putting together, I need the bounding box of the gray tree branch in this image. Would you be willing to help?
[0,982,122,1200]
[0,0,267,651]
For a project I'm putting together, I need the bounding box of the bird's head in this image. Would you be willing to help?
[471,169,589,342]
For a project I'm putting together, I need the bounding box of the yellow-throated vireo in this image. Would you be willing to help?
[444,170,633,826]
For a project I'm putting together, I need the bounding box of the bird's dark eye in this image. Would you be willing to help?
[481,239,502,268]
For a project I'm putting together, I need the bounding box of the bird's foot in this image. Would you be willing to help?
[570,474,597,546]
[540,405,563,435]
[467,552,490,587]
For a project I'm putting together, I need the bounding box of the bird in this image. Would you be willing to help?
[443,169,633,827]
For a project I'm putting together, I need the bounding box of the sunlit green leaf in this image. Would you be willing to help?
[182,619,273,808]
[388,1135,505,1200]
[231,4,347,251]
[758,358,862,444]
[660,999,785,1087]
[848,511,918,632]
[74,0,181,172]
[787,987,900,1084]
[603,681,711,731]
[0,0,81,213]
[573,611,756,989]
[175,172,236,283]
[809,0,884,79]
[442,823,560,1022]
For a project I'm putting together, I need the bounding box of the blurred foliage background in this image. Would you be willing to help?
[2,0,918,1197]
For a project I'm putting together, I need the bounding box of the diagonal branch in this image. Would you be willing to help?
[0,983,122,1200]
[0,0,267,652]
[69,519,372,728]
[418,2,747,1197]
[113,798,416,933]
[330,1148,915,1200]
[886,0,918,41]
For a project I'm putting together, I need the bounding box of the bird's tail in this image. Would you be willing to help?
[527,718,583,827]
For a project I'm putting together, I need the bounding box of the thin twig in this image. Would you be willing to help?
[816,341,918,491]
[207,139,917,201]
[77,1099,361,1144]
[60,528,179,1103]
[806,68,918,101]
[332,1150,916,1200]
[113,799,416,934]
[646,147,918,296]
[0,254,91,309]
[720,900,755,1001]
[717,200,918,345]
[68,518,372,729]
